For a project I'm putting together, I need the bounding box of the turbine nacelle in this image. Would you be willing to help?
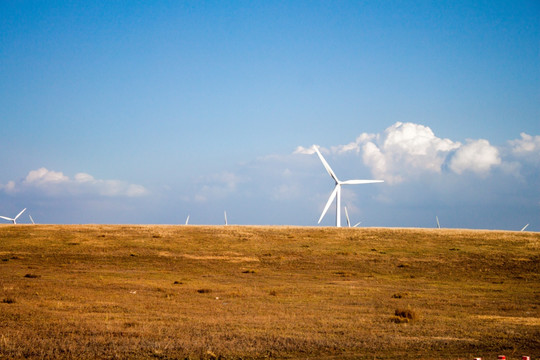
[0,208,27,224]
[313,146,383,227]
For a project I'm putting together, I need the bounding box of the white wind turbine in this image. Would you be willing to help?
[314,146,383,227]
[344,206,361,228]
[185,215,190,225]
[0,208,27,224]
[224,211,228,225]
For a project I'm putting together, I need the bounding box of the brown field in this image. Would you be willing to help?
[0,225,539,359]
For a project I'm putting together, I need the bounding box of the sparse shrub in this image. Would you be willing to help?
[173,281,183,285]
[197,289,212,294]
[242,269,256,274]
[2,298,15,304]
[392,292,408,299]
[391,308,418,323]
[269,290,277,296]
[24,273,40,278]
[397,263,410,268]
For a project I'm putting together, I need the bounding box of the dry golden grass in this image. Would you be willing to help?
[0,225,538,359]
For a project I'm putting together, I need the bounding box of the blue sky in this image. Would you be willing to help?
[1,1,539,230]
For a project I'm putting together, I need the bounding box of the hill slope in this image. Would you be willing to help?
[1,225,539,359]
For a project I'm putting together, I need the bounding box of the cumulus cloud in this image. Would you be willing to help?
[296,122,531,184]
[1,168,148,197]
[293,145,316,155]
[352,122,461,183]
[448,139,501,175]
[509,133,540,154]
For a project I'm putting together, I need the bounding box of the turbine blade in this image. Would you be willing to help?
[344,206,351,227]
[318,185,338,224]
[0,216,13,221]
[185,215,190,225]
[353,222,362,227]
[341,179,384,185]
[15,208,26,220]
[520,224,529,231]
[313,146,339,183]
[29,215,35,225]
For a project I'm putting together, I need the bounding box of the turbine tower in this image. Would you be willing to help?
[0,208,27,224]
[314,146,383,227]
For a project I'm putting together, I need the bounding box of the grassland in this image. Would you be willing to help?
[0,225,538,359]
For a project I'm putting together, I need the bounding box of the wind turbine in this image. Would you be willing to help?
[436,216,441,229]
[224,211,228,225]
[29,215,35,225]
[344,206,361,228]
[0,208,27,224]
[520,224,529,232]
[185,215,190,225]
[314,146,383,227]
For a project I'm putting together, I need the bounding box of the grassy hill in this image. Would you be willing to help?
[0,225,538,359]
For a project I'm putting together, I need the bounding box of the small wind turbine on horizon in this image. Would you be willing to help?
[436,216,441,229]
[29,215,35,225]
[0,208,27,224]
[224,211,228,225]
[344,206,361,228]
[185,215,190,225]
[313,146,383,227]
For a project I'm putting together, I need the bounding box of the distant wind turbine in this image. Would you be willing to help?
[0,208,27,224]
[224,211,228,225]
[436,216,441,229]
[29,215,35,225]
[520,224,529,232]
[185,215,190,225]
[314,146,383,227]
[344,206,361,228]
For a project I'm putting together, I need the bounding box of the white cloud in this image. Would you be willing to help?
[293,145,316,155]
[24,168,69,185]
[509,133,540,154]
[448,139,501,175]
[1,168,148,197]
[295,122,533,184]
[354,122,461,183]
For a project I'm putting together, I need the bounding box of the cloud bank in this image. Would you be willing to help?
[1,168,148,198]
[310,122,524,184]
